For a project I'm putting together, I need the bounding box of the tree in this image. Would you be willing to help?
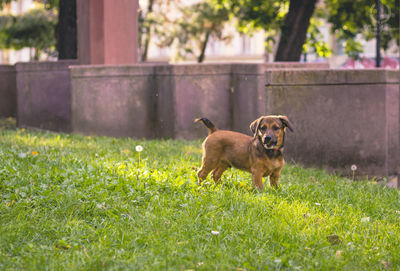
[0,8,57,60]
[56,0,77,59]
[154,0,232,63]
[176,1,231,62]
[216,0,399,61]
[0,0,77,60]
[275,0,318,61]
[215,0,319,61]
[327,0,399,58]
[139,0,155,62]
[0,0,11,8]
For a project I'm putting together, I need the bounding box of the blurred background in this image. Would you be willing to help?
[0,0,398,68]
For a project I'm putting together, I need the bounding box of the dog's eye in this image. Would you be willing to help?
[260,126,266,131]
[273,126,280,131]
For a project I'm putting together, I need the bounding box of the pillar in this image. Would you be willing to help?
[76,0,139,65]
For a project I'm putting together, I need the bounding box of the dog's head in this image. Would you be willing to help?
[250,115,294,150]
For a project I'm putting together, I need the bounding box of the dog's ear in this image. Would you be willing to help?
[279,115,294,132]
[250,117,263,137]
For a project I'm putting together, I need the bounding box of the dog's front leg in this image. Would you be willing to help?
[251,169,264,190]
[269,169,281,188]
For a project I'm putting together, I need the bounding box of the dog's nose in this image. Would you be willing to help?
[264,136,272,143]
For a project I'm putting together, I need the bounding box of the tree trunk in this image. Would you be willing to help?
[198,29,211,63]
[57,0,77,59]
[274,0,317,62]
[141,0,154,62]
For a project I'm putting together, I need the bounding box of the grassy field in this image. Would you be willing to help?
[1,119,400,270]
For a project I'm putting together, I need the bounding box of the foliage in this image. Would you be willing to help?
[1,123,400,269]
[0,0,12,10]
[327,0,399,58]
[42,0,59,9]
[176,1,231,62]
[138,0,155,61]
[303,6,332,58]
[215,0,329,60]
[153,0,231,62]
[215,0,398,60]
[213,0,285,33]
[0,7,57,60]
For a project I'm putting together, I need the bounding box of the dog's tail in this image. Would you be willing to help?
[194,118,217,135]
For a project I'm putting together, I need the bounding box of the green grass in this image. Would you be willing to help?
[1,119,400,270]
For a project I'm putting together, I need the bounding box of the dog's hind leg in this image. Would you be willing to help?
[197,153,220,185]
[211,163,229,183]
[197,166,212,185]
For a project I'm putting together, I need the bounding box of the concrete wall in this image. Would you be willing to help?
[16,60,77,132]
[265,69,400,177]
[70,62,327,139]
[70,65,156,138]
[0,65,17,118]
[156,64,232,139]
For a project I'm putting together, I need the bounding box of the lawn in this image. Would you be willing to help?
[1,119,400,270]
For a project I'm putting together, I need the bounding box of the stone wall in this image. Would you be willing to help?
[70,62,327,139]
[155,64,232,139]
[0,65,17,118]
[70,65,156,138]
[265,69,400,177]
[16,60,77,132]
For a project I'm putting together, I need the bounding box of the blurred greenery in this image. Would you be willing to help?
[211,0,398,60]
[0,7,57,60]
[173,1,231,62]
[1,0,398,61]
[147,0,231,62]
[327,0,399,59]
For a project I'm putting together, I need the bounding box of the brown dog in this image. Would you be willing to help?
[195,116,293,189]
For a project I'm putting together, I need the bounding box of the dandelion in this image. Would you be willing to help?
[211,230,220,235]
[31,151,38,156]
[361,217,370,223]
[351,164,357,181]
[136,145,143,167]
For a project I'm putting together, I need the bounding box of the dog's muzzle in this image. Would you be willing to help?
[263,135,277,149]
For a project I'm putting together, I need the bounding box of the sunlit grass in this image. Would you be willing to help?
[1,121,400,270]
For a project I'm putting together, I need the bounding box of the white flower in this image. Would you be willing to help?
[135,145,143,152]
[361,217,370,222]
[211,230,220,235]
[18,153,27,158]
[315,202,321,206]
[351,164,357,171]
